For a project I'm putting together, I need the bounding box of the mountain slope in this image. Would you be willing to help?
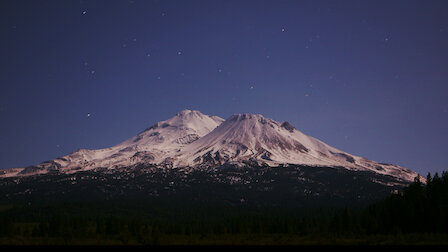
[173,113,418,182]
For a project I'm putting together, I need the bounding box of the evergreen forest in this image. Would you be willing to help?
[0,172,447,245]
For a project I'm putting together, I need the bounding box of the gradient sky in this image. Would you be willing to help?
[1,0,447,176]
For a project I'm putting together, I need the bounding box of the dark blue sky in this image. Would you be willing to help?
[1,0,447,176]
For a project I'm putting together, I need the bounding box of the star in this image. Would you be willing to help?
[281,28,286,32]
[87,113,91,117]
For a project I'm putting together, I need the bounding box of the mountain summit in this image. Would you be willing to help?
[0,110,419,182]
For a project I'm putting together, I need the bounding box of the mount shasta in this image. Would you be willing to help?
[1,109,419,183]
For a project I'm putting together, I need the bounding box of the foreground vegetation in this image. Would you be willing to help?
[1,233,448,245]
[0,171,447,245]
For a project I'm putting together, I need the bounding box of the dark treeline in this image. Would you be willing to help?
[329,172,448,236]
[0,171,447,245]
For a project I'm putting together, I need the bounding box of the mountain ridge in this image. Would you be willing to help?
[0,110,421,183]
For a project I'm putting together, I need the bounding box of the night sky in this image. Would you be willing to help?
[1,0,447,176]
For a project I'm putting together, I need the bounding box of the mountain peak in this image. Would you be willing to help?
[226,113,273,126]
[176,109,200,117]
[137,110,224,139]
[177,113,310,167]
[226,114,296,133]
[165,110,224,132]
[228,113,265,120]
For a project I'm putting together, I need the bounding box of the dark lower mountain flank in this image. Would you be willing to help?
[0,164,409,209]
[1,165,445,245]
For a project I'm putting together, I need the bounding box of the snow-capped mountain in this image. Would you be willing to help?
[1,110,223,177]
[173,113,418,182]
[0,110,420,182]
